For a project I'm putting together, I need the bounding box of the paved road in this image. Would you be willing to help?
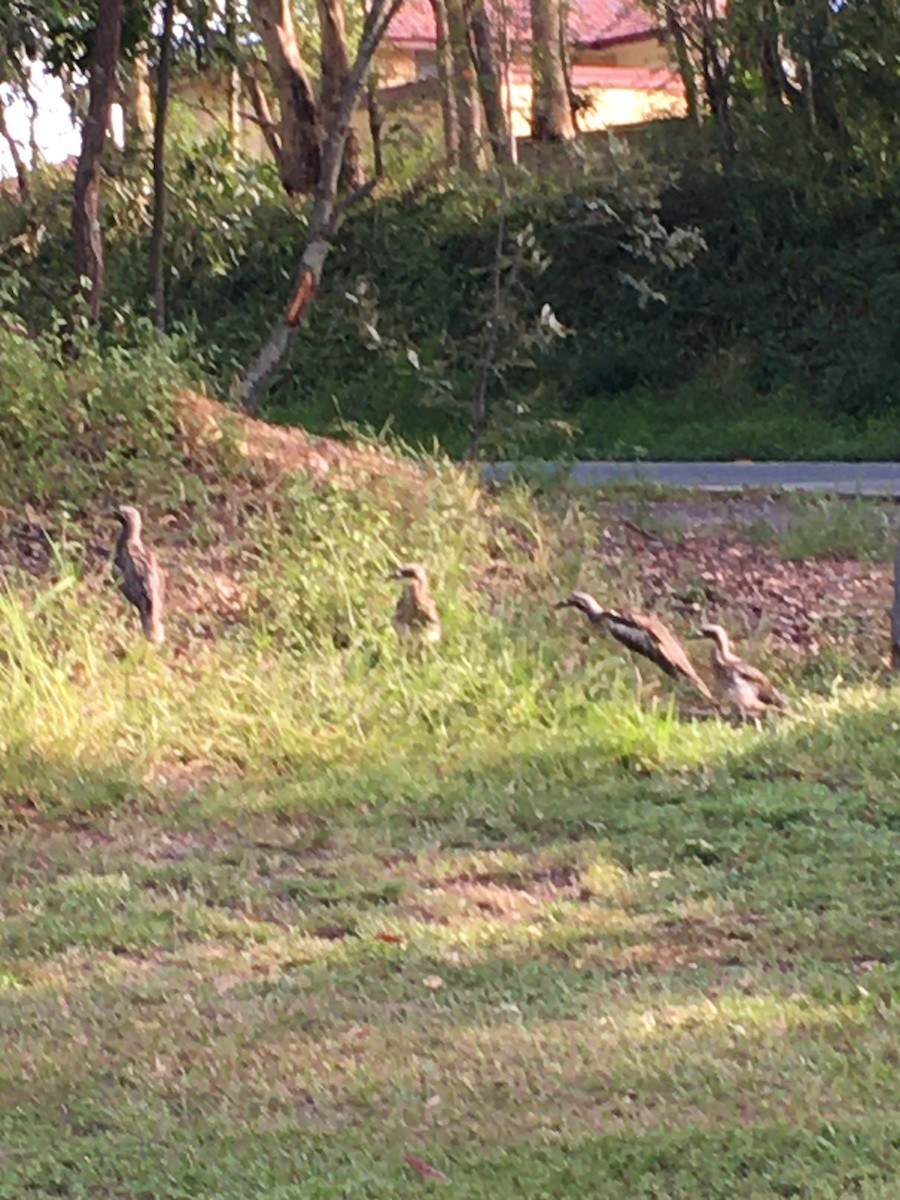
[483,461,900,497]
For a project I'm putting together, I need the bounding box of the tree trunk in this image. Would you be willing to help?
[239,0,404,412]
[530,0,574,140]
[0,89,29,198]
[892,543,900,670]
[16,66,43,171]
[149,0,175,329]
[249,0,321,193]
[224,0,242,152]
[72,0,124,322]
[430,0,460,167]
[468,199,505,459]
[126,51,154,149]
[239,60,283,166]
[367,76,384,177]
[466,0,512,163]
[559,4,580,133]
[665,4,700,127]
[317,0,364,189]
[444,0,483,171]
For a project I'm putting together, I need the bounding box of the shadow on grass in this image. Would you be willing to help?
[1,693,899,1197]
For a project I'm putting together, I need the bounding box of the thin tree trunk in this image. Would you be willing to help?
[892,543,900,670]
[496,0,517,162]
[467,0,511,163]
[239,60,283,166]
[317,0,364,189]
[367,76,384,177]
[224,0,242,153]
[239,0,403,412]
[72,0,124,322]
[149,0,175,329]
[0,90,29,198]
[16,66,43,171]
[468,197,505,459]
[127,51,154,149]
[445,0,483,171]
[430,0,460,167]
[530,0,573,140]
[249,0,321,193]
[665,4,700,128]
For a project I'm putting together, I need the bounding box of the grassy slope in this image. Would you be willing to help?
[1,412,899,1198]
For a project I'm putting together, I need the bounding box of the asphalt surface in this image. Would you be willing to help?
[483,461,900,497]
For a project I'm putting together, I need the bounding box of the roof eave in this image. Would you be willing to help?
[577,27,665,50]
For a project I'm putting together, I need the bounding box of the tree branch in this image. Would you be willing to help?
[237,0,407,413]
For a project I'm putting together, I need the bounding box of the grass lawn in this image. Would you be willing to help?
[1,423,898,1199]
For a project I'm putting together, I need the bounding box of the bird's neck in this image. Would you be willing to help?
[117,522,142,552]
[711,633,735,663]
[405,579,429,604]
[574,594,605,621]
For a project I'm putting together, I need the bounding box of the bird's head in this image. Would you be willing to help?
[389,562,429,587]
[698,623,730,649]
[114,504,142,536]
[554,590,604,620]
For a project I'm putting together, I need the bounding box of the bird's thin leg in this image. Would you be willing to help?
[632,661,642,705]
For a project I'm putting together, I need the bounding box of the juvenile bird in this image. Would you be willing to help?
[555,590,712,700]
[390,562,442,645]
[113,504,166,644]
[699,623,788,721]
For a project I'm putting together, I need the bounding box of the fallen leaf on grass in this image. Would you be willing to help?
[404,1154,448,1181]
[422,974,443,990]
[373,932,405,945]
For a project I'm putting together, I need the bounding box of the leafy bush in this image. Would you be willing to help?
[2,121,900,460]
[0,297,196,506]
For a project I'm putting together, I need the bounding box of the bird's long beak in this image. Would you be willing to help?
[387,566,403,581]
[553,598,572,611]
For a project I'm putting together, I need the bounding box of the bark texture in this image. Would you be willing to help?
[530,0,574,140]
[444,0,484,171]
[665,4,700,127]
[239,0,404,412]
[467,0,511,163]
[150,0,175,328]
[249,0,321,193]
[430,0,460,166]
[316,0,364,188]
[0,89,29,198]
[72,0,124,322]
[126,51,154,149]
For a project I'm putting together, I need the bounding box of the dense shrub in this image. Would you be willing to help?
[2,122,899,460]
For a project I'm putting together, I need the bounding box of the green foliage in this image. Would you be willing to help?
[2,116,900,461]
[0,295,195,505]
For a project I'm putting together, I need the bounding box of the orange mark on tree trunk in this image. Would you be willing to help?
[284,268,318,327]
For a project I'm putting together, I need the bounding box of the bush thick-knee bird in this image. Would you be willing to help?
[390,562,442,645]
[113,505,166,644]
[556,590,712,700]
[699,623,788,720]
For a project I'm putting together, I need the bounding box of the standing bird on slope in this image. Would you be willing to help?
[390,562,442,646]
[113,505,166,644]
[555,590,712,701]
[699,623,789,721]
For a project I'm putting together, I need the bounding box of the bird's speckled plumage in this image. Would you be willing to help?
[390,562,442,644]
[700,624,788,719]
[113,505,165,644]
[556,590,712,700]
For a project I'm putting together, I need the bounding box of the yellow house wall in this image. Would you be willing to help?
[376,45,420,86]
[579,37,670,69]
[505,78,683,137]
